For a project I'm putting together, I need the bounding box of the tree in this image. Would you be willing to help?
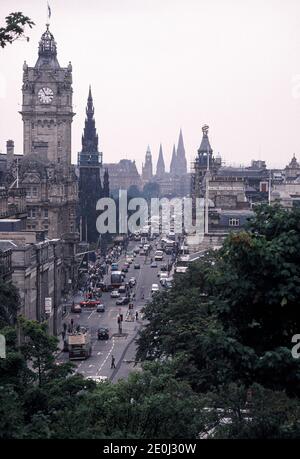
[0,12,34,48]
[0,278,20,327]
[19,318,58,387]
[137,205,300,396]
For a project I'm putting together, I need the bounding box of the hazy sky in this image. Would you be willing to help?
[1,0,300,171]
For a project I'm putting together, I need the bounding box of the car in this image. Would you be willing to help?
[118,285,126,294]
[139,250,145,255]
[151,284,160,295]
[96,303,105,313]
[133,247,140,254]
[151,261,158,268]
[111,290,120,298]
[134,263,140,269]
[97,327,109,340]
[122,266,128,273]
[129,277,136,287]
[80,299,101,307]
[116,296,130,305]
[160,264,168,272]
[159,272,169,283]
[71,303,82,313]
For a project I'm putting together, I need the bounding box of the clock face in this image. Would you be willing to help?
[38,87,54,104]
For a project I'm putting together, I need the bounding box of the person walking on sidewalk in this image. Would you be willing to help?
[135,311,139,321]
[111,355,116,369]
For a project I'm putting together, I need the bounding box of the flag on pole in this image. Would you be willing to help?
[47,2,51,20]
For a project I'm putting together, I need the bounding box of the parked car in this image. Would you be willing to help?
[96,303,105,313]
[122,266,128,273]
[134,263,140,269]
[160,264,168,272]
[111,290,120,298]
[71,303,82,313]
[116,296,130,305]
[151,261,158,268]
[118,285,126,294]
[97,327,109,340]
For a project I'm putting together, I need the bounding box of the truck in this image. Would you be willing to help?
[68,327,92,360]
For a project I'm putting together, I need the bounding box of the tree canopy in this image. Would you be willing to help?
[0,12,34,48]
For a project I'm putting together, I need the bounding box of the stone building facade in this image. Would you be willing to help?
[13,24,78,240]
[104,160,142,193]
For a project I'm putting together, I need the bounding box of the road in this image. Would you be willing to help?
[57,239,172,383]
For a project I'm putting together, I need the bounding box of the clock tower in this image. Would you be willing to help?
[20,25,74,164]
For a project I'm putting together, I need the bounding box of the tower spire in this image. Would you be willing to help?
[156,143,165,178]
[176,128,187,174]
[170,144,177,175]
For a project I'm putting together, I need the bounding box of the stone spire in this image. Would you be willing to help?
[142,146,153,181]
[81,86,99,158]
[103,168,110,197]
[197,124,213,168]
[156,143,165,178]
[170,144,177,176]
[176,129,187,174]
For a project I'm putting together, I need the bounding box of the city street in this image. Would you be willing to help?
[57,239,172,383]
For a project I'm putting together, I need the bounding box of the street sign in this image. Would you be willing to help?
[45,297,52,315]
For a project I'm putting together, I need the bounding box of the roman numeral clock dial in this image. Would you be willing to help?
[38,87,54,104]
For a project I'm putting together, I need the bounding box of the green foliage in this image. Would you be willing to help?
[138,205,300,398]
[0,279,20,327]
[1,204,300,438]
[0,12,34,48]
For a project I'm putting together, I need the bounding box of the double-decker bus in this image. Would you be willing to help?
[111,271,123,288]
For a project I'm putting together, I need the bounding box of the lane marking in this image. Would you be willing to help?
[96,337,115,375]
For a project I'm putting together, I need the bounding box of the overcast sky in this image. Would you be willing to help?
[1,0,300,171]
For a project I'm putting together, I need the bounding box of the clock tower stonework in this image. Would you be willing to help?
[21,25,74,164]
[17,25,78,243]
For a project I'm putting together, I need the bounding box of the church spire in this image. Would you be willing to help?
[170,144,177,175]
[176,128,187,174]
[156,144,165,178]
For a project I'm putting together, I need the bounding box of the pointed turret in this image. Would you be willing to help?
[170,144,177,176]
[81,86,99,157]
[142,146,153,181]
[176,129,187,175]
[156,143,165,178]
[103,168,110,197]
[197,125,213,168]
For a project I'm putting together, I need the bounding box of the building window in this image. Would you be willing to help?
[32,187,38,197]
[26,188,31,198]
[229,218,240,227]
[29,207,37,219]
[44,209,48,218]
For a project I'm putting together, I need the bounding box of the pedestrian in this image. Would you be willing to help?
[135,311,138,321]
[111,355,116,369]
[70,318,74,331]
